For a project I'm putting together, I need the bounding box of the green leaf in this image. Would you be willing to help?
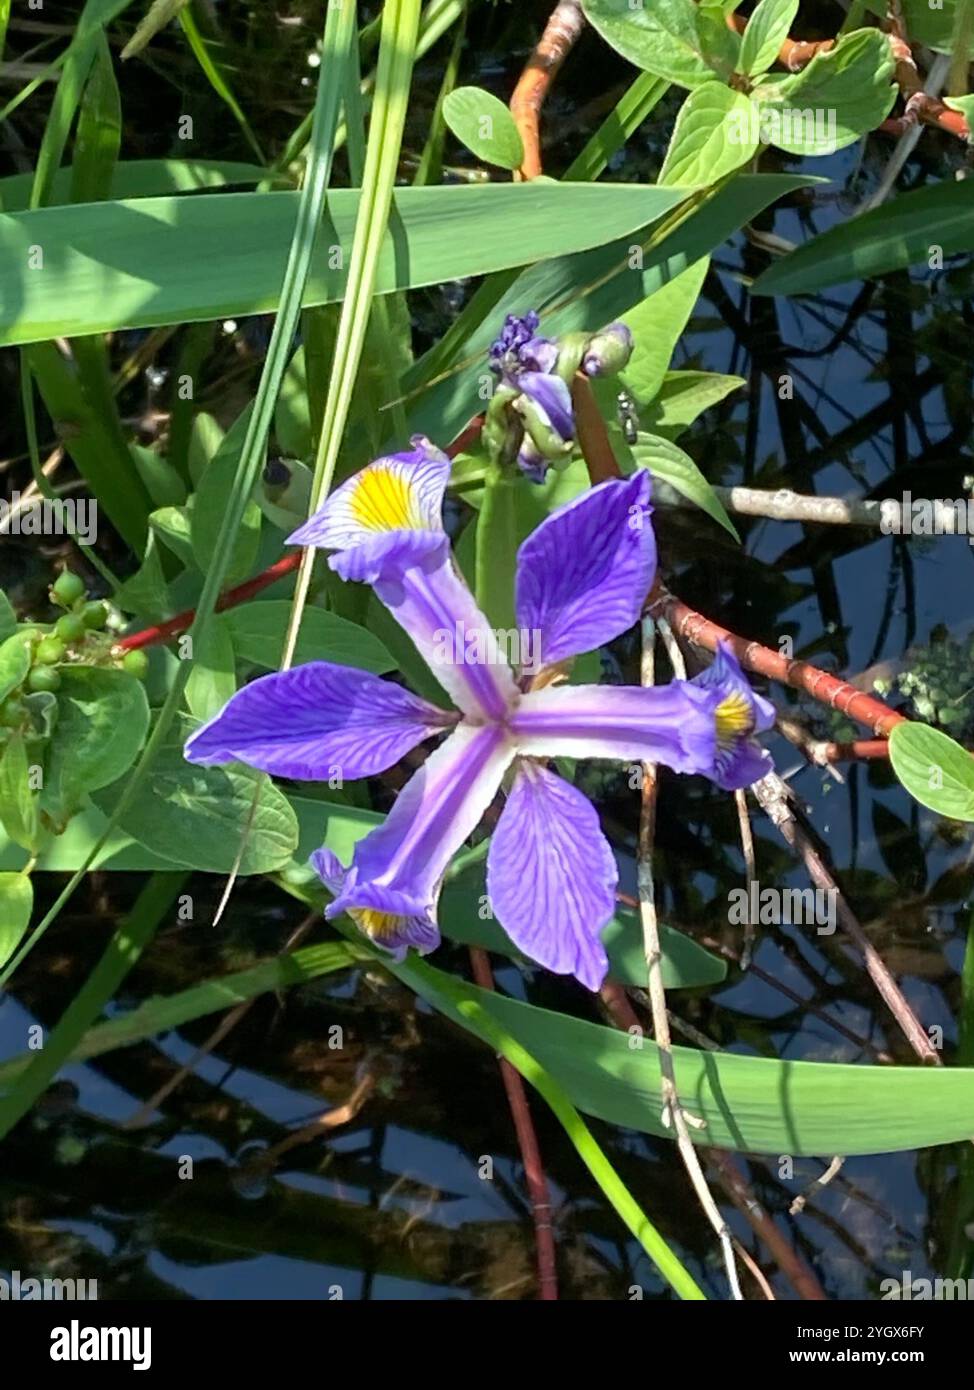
[148,505,196,569]
[399,957,974,1156]
[738,0,799,77]
[619,258,709,406]
[945,93,974,126]
[640,368,745,438]
[753,179,974,295]
[131,444,186,508]
[184,612,235,721]
[226,601,395,674]
[41,667,150,825]
[660,84,758,186]
[70,30,121,204]
[0,183,695,348]
[889,722,974,821]
[864,0,956,54]
[187,410,224,488]
[582,0,715,88]
[632,432,739,539]
[191,404,261,583]
[0,631,31,703]
[0,873,32,970]
[120,0,189,59]
[442,85,524,169]
[93,718,299,873]
[0,592,18,643]
[0,159,268,212]
[0,733,39,852]
[695,1,741,80]
[751,28,896,155]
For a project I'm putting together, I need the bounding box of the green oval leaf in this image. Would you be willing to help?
[583,0,715,88]
[659,84,757,187]
[632,434,739,540]
[889,721,974,821]
[0,632,31,704]
[442,86,524,170]
[226,601,395,674]
[41,667,151,826]
[94,718,299,874]
[739,0,799,78]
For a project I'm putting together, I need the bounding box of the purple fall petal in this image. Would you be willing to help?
[311,846,440,960]
[184,661,455,781]
[487,760,616,991]
[373,548,519,721]
[509,680,718,774]
[515,471,656,667]
[691,641,776,790]
[328,722,516,923]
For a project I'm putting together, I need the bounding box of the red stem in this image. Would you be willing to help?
[468,946,559,1300]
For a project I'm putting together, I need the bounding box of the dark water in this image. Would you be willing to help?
[1,0,973,1300]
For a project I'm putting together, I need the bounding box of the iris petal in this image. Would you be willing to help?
[509,681,717,774]
[328,722,516,923]
[287,436,451,582]
[311,846,440,961]
[184,661,455,781]
[515,471,655,667]
[487,760,616,991]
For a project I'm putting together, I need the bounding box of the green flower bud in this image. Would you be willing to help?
[82,600,109,630]
[35,636,65,665]
[121,649,149,680]
[55,613,86,643]
[51,571,86,608]
[27,666,61,694]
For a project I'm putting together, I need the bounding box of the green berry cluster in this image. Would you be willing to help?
[872,631,974,735]
[0,572,146,736]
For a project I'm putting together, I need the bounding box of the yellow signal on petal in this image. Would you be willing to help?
[715,690,753,743]
[351,906,401,941]
[349,464,428,533]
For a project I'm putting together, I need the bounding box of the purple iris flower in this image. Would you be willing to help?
[185,436,773,990]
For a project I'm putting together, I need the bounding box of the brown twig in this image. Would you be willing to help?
[650,585,907,738]
[750,770,941,1064]
[468,946,559,1300]
[509,1,586,180]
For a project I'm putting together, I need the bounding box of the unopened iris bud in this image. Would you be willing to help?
[513,393,574,465]
[582,322,634,378]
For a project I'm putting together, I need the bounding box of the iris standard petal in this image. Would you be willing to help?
[486,760,616,991]
[515,471,656,668]
[287,436,451,582]
[311,846,440,961]
[508,680,718,774]
[328,722,517,923]
[373,547,520,721]
[184,661,456,781]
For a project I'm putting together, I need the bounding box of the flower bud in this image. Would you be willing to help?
[582,321,634,378]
